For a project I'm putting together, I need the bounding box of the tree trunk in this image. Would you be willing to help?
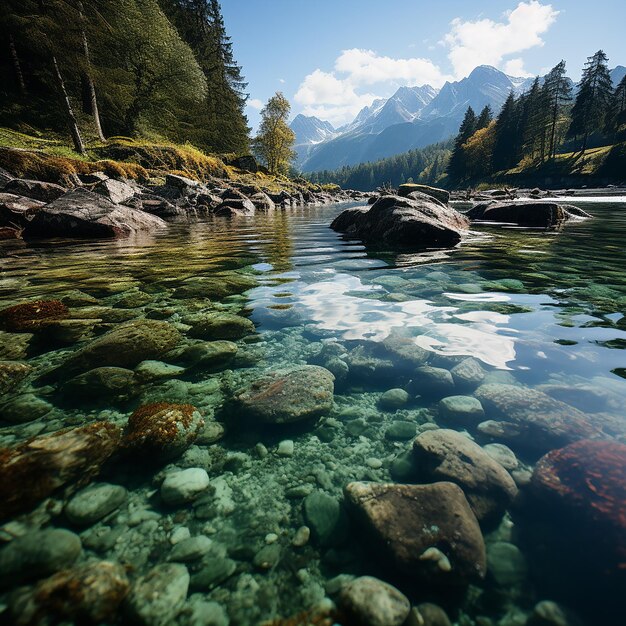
[8,34,27,96]
[52,54,86,155]
[78,1,105,141]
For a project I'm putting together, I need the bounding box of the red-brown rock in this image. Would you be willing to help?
[0,300,69,332]
[0,421,121,520]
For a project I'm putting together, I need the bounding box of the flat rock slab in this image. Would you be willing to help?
[24,188,166,239]
[234,365,334,424]
[345,481,486,585]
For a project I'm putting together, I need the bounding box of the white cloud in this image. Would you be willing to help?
[279,78,286,84]
[293,2,559,125]
[443,1,559,78]
[247,98,264,110]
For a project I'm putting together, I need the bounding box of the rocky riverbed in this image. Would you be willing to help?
[0,180,625,626]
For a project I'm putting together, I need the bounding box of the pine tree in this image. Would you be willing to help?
[476,105,493,130]
[492,92,519,170]
[447,106,477,183]
[252,92,296,174]
[544,60,573,159]
[521,78,551,162]
[567,50,613,152]
[605,74,626,137]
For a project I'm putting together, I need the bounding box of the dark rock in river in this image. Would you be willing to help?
[398,183,450,205]
[4,178,67,202]
[345,481,486,585]
[0,421,121,519]
[23,188,166,239]
[465,201,590,228]
[412,429,518,525]
[474,383,603,454]
[62,366,139,403]
[0,299,69,332]
[0,192,44,228]
[331,194,469,249]
[234,365,334,424]
[10,560,130,625]
[520,440,626,621]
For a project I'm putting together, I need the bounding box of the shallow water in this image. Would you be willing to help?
[0,201,625,624]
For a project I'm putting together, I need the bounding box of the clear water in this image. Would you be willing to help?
[0,201,625,624]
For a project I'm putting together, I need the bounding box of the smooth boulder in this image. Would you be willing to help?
[345,481,486,585]
[465,201,588,228]
[398,183,450,205]
[331,194,469,249]
[24,188,166,238]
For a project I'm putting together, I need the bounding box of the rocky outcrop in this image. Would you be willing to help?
[412,429,518,524]
[0,421,121,519]
[23,188,166,239]
[234,365,335,424]
[3,179,67,203]
[345,481,486,585]
[466,201,591,228]
[331,194,469,249]
[398,183,450,205]
[474,383,603,454]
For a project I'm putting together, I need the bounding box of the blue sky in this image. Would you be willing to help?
[221,0,626,130]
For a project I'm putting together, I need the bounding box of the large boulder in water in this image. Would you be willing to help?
[234,365,334,424]
[398,183,450,205]
[0,193,44,228]
[331,194,469,249]
[466,201,590,227]
[23,188,166,238]
[521,440,626,620]
[344,481,486,585]
[412,429,518,525]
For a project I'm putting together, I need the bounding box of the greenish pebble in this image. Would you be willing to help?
[379,388,410,410]
[385,421,417,440]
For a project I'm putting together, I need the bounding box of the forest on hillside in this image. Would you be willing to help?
[311,52,626,190]
[0,0,250,155]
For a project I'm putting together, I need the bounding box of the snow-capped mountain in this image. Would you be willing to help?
[290,114,335,145]
[297,66,539,172]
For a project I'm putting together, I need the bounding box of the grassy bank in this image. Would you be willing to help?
[0,128,336,196]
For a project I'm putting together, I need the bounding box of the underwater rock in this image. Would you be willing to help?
[412,429,518,524]
[526,601,583,626]
[123,403,204,461]
[0,529,82,587]
[530,439,626,572]
[483,443,518,471]
[331,194,469,249]
[385,420,417,440]
[380,333,430,367]
[0,299,69,332]
[450,358,486,391]
[63,366,139,403]
[379,388,409,410]
[0,360,32,396]
[0,331,32,360]
[486,541,527,586]
[338,576,410,626]
[344,481,486,584]
[125,563,190,626]
[23,188,167,239]
[303,491,347,547]
[234,365,334,424]
[409,603,452,626]
[169,536,213,563]
[64,482,128,527]
[474,383,602,453]
[190,556,236,590]
[161,467,210,506]
[0,393,53,424]
[187,312,255,341]
[438,395,485,425]
[345,344,396,383]
[134,360,185,382]
[55,319,181,377]
[172,273,257,300]
[181,340,238,370]
[10,560,130,625]
[0,421,121,519]
[409,366,455,399]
